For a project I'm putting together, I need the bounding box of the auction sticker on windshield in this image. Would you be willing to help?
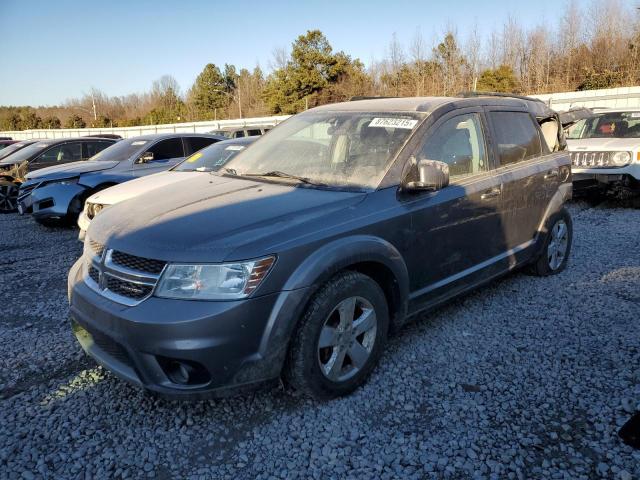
[369,118,418,129]
[186,152,203,163]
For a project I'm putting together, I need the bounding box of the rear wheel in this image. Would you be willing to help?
[0,180,19,213]
[284,271,389,399]
[529,208,572,276]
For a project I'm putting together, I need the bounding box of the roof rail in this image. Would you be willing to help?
[349,96,399,101]
[458,91,545,104]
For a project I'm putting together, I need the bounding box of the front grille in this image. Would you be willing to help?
[570,151,629,168]
[105,276,153,299]
[83,243,164,306]
[89,328,132,366]
[111,251,166,275]
[88,265,100,284]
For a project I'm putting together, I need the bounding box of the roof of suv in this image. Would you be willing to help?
[311,95,556,116]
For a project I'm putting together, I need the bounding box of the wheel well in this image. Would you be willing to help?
[345,261,404,331]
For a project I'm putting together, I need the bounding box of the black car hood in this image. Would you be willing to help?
[90,174,366,263]
[25,160,119,181]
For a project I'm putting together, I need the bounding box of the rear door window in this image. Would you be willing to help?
[184,137,218,155]
[146,138,184,160]
[488,111,542,166]
[35,142,82,164]
[247,129,262,136]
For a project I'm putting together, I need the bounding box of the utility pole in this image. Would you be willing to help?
[90,90,97,121]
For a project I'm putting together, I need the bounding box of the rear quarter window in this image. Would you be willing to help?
[489,111,542,166]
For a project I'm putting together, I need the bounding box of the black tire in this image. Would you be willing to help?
[284,271,389,400]
[0,180,19,213]
[528,207,573,276]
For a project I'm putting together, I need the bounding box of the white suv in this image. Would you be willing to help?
[566,108,640,198]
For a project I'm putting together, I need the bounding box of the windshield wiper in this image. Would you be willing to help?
[241,170,328,186]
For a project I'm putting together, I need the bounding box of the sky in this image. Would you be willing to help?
[0,0,590,106]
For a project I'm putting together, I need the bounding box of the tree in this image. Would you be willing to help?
[262,30,369,113]
[188,64,228,120]
[20,111,42,129]
[476,65,520,93]
[65,114,86,128]
[433,32,466,95]
[41,116,61,129]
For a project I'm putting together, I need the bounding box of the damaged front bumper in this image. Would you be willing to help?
[21,182,87,221]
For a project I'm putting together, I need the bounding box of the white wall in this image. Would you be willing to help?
[0,115,291,140]
[530,86,640,111]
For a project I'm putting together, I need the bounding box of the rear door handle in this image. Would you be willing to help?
[480,187,501,200]
[544,169,559,180]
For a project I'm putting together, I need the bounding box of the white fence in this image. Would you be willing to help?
[0,115,291,140]
[530,86,640,111]
[3,87,640,140]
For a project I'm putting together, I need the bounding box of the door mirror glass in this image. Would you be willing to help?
[405,159,449,191]
[137,151,154,163]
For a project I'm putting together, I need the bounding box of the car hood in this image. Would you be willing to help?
[25,160,119,181]
[567,138,640,151]
[88,171,201,206]
[89,174,366,263]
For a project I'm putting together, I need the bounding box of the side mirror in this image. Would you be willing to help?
[137,151,154,163]
[404,159,450,191]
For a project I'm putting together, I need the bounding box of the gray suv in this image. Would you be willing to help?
[68,95,572,400]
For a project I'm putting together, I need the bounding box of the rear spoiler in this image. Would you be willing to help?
[558,107,594,128]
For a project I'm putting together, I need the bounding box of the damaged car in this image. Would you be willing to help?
[78,136,256,240]
[566,108,640,200]
[69,95,572,400]
[17,133,224,223]
[0,137,116,213]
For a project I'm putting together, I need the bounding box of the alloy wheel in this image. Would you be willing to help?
[548,219,568,270]
[0,183,18,212]
[317,296,377,382]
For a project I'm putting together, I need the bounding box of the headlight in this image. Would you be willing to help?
[155,256,275,300]
[46,177,79,186]
[85,202,106,219]
[610,151,631,166]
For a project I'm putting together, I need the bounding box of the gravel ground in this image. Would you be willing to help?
[1,201,639,479]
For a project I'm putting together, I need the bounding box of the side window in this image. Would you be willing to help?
[84,141,112,159]
[146,138,184,160]
[233,130,245,138]
[35,143,82,163]
[184,137,218,155]
[489,111,542,166]
[247,129,262,136]
[418,113,487,178]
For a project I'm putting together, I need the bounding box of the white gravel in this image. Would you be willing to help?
[1,201,639,479]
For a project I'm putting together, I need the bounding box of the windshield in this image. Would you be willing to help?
[567,112,640,139]
[0,142,50,164]
[0,142,33,161]
[221,111,423,190]
[174,141,249,172]
[91,138,148,161]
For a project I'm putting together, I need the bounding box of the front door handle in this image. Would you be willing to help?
[480,187,501,200]
[544,169,559,180]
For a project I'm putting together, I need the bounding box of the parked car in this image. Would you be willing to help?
[69,95,572,400]
[78,136,256,240]
[0,137,117,213]
[566,108,640,199]
[0,139,19,151]
[0,139,40,162]
[208,126,272,138]
[17,133,224,223]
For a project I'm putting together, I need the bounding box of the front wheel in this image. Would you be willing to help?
[0,180,19,213]
[529,208,573,276]
[284,271,389,400]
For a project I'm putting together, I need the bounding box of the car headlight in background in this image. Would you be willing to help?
[85,202,107,219]
[610,151,631,166]
[46,177,80,186]
[155,256,275,300]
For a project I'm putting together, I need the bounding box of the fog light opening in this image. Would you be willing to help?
[158,357,211,386]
